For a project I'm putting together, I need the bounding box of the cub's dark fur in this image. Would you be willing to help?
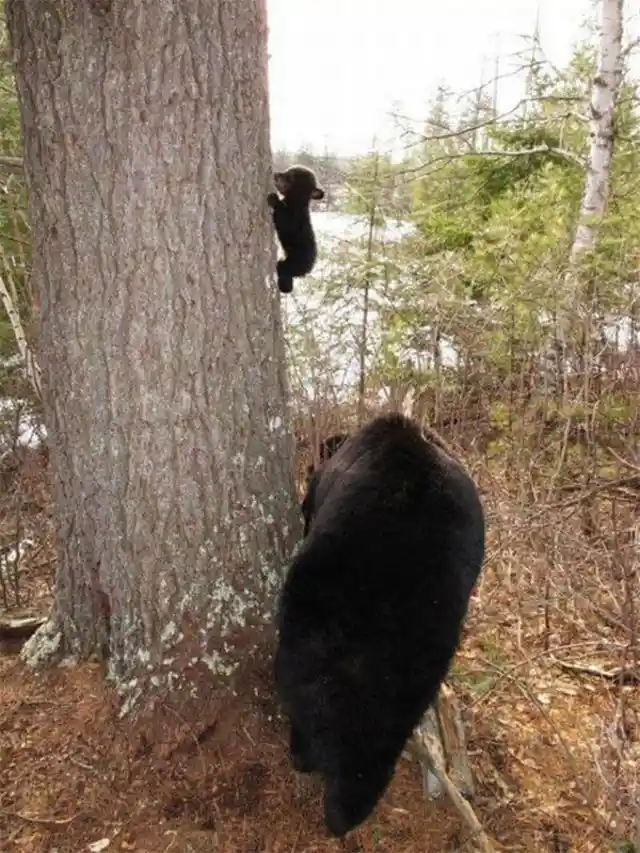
[275,413,485,837]
[267,165,324,294]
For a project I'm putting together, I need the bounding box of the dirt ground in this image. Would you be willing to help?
[1,446,637,853]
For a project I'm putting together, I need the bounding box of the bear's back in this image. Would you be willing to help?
[281,414,484,653]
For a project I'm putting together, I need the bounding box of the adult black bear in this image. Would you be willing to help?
[267,165,324,294]
[275,413,485,837]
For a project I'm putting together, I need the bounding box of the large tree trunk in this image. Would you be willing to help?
[6,0,299,706]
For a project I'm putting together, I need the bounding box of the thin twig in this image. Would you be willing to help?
[0,809,80,828]
[606,446,640,475]
[553,657,640,685]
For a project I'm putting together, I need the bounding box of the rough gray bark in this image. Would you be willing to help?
[6,0,299,707]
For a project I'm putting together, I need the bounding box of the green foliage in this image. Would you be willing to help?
[613,840,637,853]
[343,151,405,221]
[285,37,638,473]
[381,42,640,397]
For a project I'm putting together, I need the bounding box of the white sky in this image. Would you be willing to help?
[267,0,640,156]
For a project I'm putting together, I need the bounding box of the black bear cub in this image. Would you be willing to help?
[267,165,324,294]
[275,413,485,837]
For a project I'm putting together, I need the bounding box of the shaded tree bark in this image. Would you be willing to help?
[6,0,299,706]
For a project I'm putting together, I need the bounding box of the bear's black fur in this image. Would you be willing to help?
[267,165,324,294]
[301,432,351,535]
[275,413,485,837]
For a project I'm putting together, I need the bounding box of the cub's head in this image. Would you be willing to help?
[274,165,325,206]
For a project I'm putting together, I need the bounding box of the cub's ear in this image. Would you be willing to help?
[274,172,289,193]
[311,187,325,200]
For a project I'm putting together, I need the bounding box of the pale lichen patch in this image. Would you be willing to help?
[20,618,64,669]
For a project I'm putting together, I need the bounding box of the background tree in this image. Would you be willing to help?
[5,0,299,706]
[563,0,624,394]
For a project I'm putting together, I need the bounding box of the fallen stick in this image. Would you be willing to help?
[0,613,47,640]
[404,683,497,853]
[408,725,498,853]
[553,657,640,685]
[0,809,79,829]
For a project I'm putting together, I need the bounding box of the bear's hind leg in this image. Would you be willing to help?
[323,743,401,837]
[289,721,317,774]
[276,259,294,293]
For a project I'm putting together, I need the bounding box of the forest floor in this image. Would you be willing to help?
[0,444,637,853]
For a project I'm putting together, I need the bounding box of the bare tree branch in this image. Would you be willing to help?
[0,155,24,173]
[0,269,42,399]
[621,35,640,58]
